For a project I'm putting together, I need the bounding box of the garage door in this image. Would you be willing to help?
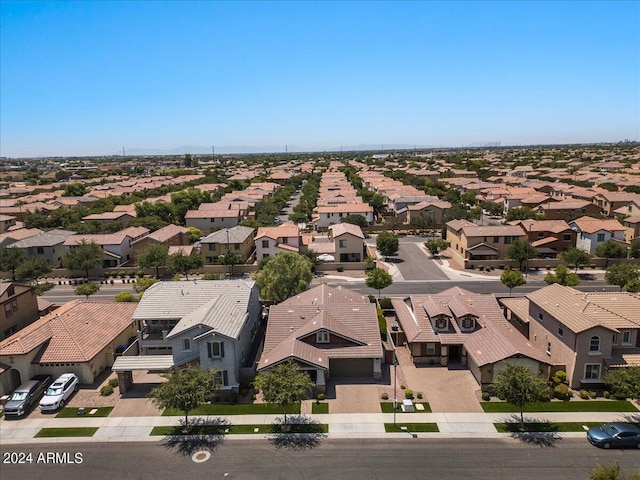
[329,358,373,378]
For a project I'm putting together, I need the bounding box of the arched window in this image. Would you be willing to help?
[589,336,600,352]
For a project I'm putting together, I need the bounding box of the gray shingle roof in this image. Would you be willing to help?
[200,226,255,244]
[9,229,75,248]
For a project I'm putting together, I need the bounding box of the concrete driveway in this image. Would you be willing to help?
[325,378,385,414]
[394,242,450,281]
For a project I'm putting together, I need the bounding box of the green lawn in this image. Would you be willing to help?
[35,427,98,438]
[150,423,328,436]
[384,423,439,433]
[162,403,300,416]
[480,400,638,413]
[494,422,603,433]
[312,402,329,414]
[380,402,432,413]
[55,407,114,418]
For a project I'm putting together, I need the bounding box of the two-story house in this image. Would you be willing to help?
[0,215,17,233]
[593,192,640,217]
[511,219,576,258]
[0,283,39,340]
[63,228,148,268]
[501,284,640,389]
[446,220,528,261]
[130,280,261,392]
[569,216,627,254]
[328,223,365,262]
[131,224,190,261]
[7,229,75,267]
[255,223,301,260]
[257,284,383,391]
[313,204,374,230]
[537,200,602,221]
[200,226,255,264]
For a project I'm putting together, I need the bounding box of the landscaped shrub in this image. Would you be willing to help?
[478,265,485,271]
[108,378,119,388]
[603,391,610,399]
[580,389,590,400]
[481,392,490,401]
[118,271,126,278]
[378,297,393,310]
[400,384,406,390]
[381,392,389,400]
[202,273,223,280]
[539,389,552,402]
[239,388,249,397]
[405,389,414,399]
[590,264,597,270]
[317,393,325,401]
[336,265,344,272]
[588,390,597,399]
[416,391,423,399]
[137,270,145,278]
[545,265,551,271]
[555,370,567,383]
[100,384,114,396]
[104,272,111,279]
[468,264,475,270]
[612,392,627,400]
[553,384,571,400]
[498,264,505,270]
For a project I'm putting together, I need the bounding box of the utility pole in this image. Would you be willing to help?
[122,146,125,156]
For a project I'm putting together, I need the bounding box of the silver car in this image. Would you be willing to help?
[39,373,79,411]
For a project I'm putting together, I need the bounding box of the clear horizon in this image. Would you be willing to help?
[1,1,638,158]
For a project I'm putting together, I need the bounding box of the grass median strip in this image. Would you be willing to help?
[481,400,638,413]
[55,407,114,418]
[162,403,300,416]
[494,422,603,433]
[35,427,98,438]
[380,402,432,413]
[150,423,328,436]
[312,402,329,414]
[385,423,439,433]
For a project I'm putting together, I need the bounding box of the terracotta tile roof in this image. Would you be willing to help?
[255,223,299,240]
[328,222,364,239]
[606,348,640,368]
[147,224,189,242]
[281,284,369,306]
[0,301,137,362]
[570,216,626,233]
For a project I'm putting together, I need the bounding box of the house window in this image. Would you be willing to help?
[505,237,513,244]
[546,341,551,355]
[461,317,474,329]
[589,336,600,352]
[339,239,347,248]
[316,331,330,343]
[209,244,216,251]
[281,237,288,244]
[37,246,45,254]
[538,312,543,322]
[3,325,17,339]
[612,334,617,345]
[597,233,605,242]
[493,237,499,243]
[214,370,228,387]
[426,343,436,355]
[234,244,240,250]
[4,303,13,317]
[262,240,269,248]
[7,286,15,297]
[622,331,631,345]
[558,326,563,337]
[584,364,601,380]
[207,341,224,358]
[563,234,572,241]
[436,317,448,330]
[538,232,544,238]
[182,338,191,352]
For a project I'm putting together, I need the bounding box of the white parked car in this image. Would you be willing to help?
[39,373,79,411]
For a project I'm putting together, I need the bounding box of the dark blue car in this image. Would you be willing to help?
[586,422,640,449]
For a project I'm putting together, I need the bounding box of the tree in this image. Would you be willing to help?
[589,461,640,480]
[365,267,393,299]
[561,247,592,272]
[376,231,399,258]
[596,240,628,268]
[115,291,138,302]
[134,277,158,294]
[544,264,580,287]
[500,269,526,296]
[167,249,204,280]
[505,207,541,222]
[630,238,640,259]
[482,201,504,216]
[342,214,368,228]
[253,360,314,425]
[492,363,549,429]
[74,282,100,299]
[603,366,640,400]
[605,263,640,291]
[221,250,244,276]
[186,226,202,243]
[63,240,103,279]
[625,278,640,293]
[62,182,87,197]
[424,239,449,257]
[0,247,26,280]
[254,252,313,303]
[507,240,538,271]
[16,257,52,282]
[148,365,219,426]
[137,243,169,277]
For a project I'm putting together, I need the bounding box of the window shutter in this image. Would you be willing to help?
[207,342,212,358]
[222,370,228,386]
[220,342,225,358]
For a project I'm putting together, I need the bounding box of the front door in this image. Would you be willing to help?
[448,345,461,362]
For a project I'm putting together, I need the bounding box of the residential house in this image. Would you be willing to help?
[537,200,602,221]
[501,284,640,389]
[328,223,365,262]
[130,280,261,391]
[0,215,16,233]
[593,192,640,217]
[200,226,255,264]
[391,287,550,386]
[81,211,135,227]
[7,229,75,267]
[63,228,147,268]
[313,204,374,229]
[255,223,301,260]
[0,301,138,396]
[622,215,640,241]
[0,228,44,250]
[257,284,384,390]
[131,224,190,259]
[405,200,452,228]
[446,220,528,261]
[0,283,39,340]
[512,220,576,258]
[185,207,243,232]
[569,216,627,254]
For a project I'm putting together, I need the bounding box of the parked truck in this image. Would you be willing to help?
[3,375,53,418]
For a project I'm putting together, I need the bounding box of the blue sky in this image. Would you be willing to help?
[1,1,638,157]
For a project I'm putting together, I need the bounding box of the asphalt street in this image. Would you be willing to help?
[392,242,449,280]
[1,439,638,480]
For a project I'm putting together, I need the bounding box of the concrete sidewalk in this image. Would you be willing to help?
[1,411,634,445]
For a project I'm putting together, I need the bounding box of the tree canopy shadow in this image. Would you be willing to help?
[501,414,563,448]
[618,412,640,425]
[267,415,327,451]
[161,417,230,456]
